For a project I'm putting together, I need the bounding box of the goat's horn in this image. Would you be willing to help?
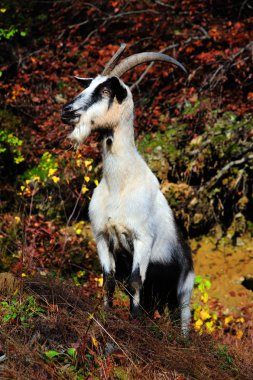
[102,43,127,76]
[109,52,187,77]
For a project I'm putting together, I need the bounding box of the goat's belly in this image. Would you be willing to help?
[103,218,134,253]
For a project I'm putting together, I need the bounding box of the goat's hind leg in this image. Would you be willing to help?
[177,269,195,336]
[96,237,116,308]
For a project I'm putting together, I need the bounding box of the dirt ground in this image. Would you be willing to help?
[192,234,253,312]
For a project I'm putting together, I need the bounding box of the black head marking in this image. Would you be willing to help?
[107,76,128,104]
[91,77,127,109]
[102,128,114,147]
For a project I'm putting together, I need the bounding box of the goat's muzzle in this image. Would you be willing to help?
[61,104,80,125]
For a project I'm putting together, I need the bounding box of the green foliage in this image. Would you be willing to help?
[0,129,24,164]
[44,347,77,360]
[0,26,18,40]
[138,123,187,163]
[114,367,128,380]
[0,8,27,41]
[44,347,88,379]
[182,99,201,116]
[138,111,253,235]
[23,152,58,183]
[215,344,239,374]
[72,270,86,286]
[0,295,45,325]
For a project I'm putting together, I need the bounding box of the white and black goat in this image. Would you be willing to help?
[61,45,195,335]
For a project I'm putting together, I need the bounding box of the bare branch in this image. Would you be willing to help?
[200,152,253,192]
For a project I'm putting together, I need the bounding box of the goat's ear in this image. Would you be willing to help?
[74,76,93,87]
[109,76,127,104]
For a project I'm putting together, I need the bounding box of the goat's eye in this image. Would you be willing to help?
[101,88,110,96]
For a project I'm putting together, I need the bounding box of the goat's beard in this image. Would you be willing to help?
[68,119,91,146]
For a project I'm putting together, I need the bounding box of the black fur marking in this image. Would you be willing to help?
[174,225,194,271]
[106,137,113,146]
[143,262,180,316]
[107,76,127,104]
[129,267,142,318]
[114,249,133,284]
[83,76,127,111]
[103,270,116,308]
[99,128,114,147]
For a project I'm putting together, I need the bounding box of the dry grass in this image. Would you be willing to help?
[0,275,253,380]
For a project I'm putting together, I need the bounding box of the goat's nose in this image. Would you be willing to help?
[63,104,73,112]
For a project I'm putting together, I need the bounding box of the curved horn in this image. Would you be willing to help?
[109,52,187,77]
[102,43,127,76]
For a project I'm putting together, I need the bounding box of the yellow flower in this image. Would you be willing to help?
[82,186,89,194]
[236,317,245,324]
[76,228,82,235]
[76,159,82,167]
[48,168,57,177]
[84,176,90,182]
[14,216,21,223]
[206,321,215,333]
[21,273,27,278]
[195,319,203,330]
[91,336,98,348]
[201,291,209,303]
[32,175,41,182]
[20,186,25,191]
[51,176,60,183]
[94,179,99,186]
[200,309,211,321]
[224,315,233,326]
[236,330,243,339]
[84,159,93,167]
[95,276,103,287]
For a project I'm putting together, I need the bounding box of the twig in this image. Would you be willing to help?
[155,0,174,7]
[91,314,138,370]
[79,19,108,48]
[60,186,83,256]
[79,9,159,49]
[199,153,253,192]
[208,41,253,89]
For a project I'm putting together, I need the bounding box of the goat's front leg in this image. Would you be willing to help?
[96,237,115,308]
[129,238,152,318]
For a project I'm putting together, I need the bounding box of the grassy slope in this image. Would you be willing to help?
[1,275,253,380]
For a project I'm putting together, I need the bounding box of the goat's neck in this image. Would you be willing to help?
[104,120,135,154]
[102,117,137,190]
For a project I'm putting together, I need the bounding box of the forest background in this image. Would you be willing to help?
[0,1,253,379]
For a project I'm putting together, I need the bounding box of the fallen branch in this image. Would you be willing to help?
[207,41,253,90]
[199,152,253,192]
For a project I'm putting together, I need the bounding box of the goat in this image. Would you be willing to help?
[61,45,195,335]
